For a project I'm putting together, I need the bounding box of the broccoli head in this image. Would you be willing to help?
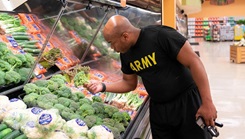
[122,111,131,122]
[56,85,72,98]
[78,103,95,117]
[114,122,125,133]
[70,113,82,120]
[23,93,39,107]
[37,100,53,109]
[50,78,66,88]
[47,80,59,92]
[50,74,67,82]
[2,53,22,67]
[83,115,97,128]
[4,70,21,84]
[92,95,103,103]
[105,125,120,139]
[58,97,72,107]
[102,118,116,127]
[91,102,105,114]
[61,108,75,121]
[23,83,39,94]
[69,100,80,112]
[33,79,49,87]
[0,60,11,71]
[104,105,119,118]
[0,42,11,56]
[0,70,6,86]
[73,71,89,87]
[53,103,66,112]
[37,87,51,95]
[23,53,35,68]
[112,111,125,123]
[70,92,85,102]
[15,54,27,64]
[79,98,92,105]
[17,67,31,82]
[37,93,58,104]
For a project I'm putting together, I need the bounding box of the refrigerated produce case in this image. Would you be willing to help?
[0,0,161,138]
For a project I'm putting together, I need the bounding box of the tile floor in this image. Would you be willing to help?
[192,39,245,139]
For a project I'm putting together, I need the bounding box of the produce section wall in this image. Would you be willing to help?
[188,0,245,18]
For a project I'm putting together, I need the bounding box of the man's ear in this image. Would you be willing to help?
[121,32,128,40]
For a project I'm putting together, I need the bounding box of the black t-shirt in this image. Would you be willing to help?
[120,25,195,103]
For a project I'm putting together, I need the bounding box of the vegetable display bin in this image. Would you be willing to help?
[230,45,245,63]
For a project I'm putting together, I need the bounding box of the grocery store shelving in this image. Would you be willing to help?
[188,17,237,38]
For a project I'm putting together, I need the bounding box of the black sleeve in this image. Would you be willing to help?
[157,26,187,60]
[120,53,135,74]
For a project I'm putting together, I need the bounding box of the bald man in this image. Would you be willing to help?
[84,15,217,139]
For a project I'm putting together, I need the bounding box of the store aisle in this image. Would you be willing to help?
[193,39,245,139]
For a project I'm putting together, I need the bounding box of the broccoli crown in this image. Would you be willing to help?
[91,102,105,114]
[0,60,11,71]
[23,93,39,107]
[33,79,49,87]
[112,112,125,123]
[56,85,72,98]
[92,95,103,103]
[105,125,120,139]
[3,53,22,67]
[24,53,35,68]
[23,83,39,94]
[53,103,66,112]
[69,101,80,112]
[69,113,82,120]
[0,70,6,85]
[15,54,27,64]
[114,122,125,133]
[79,103,95,117]
[102,118,116,127]
[122,111,131,122]
[58,97,72,107]
[104,105,119,117]
[37,87,51,95]
[83,115,97,128]
[37,100,53,109]
[74,71,89,87]
[50,74,67,82]
[61,108,75,121]
[79,98,92,105]
[17,67,31,82]
[0,42,10,56]
[4,70,21,84]
[50,78,66,88]
[47,80,59,92]
[37,93,58,104]
[71,92,85,102]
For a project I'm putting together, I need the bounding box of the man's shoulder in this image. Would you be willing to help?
[143,25,176,33]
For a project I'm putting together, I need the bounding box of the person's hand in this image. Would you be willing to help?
[83,80,103,94]
[196,102,217,126]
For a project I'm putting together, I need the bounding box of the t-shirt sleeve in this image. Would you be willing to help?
[157,27,187,59]
[120,53,135,74]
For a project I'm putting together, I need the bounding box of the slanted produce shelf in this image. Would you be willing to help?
[122,96,150,139]
[0,82,24,96]
[4,85,150,139]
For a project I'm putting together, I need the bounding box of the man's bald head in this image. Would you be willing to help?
[103,15,133,40]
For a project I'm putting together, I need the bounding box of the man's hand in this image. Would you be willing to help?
[196,102,217,126]
[83,80,103,94]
